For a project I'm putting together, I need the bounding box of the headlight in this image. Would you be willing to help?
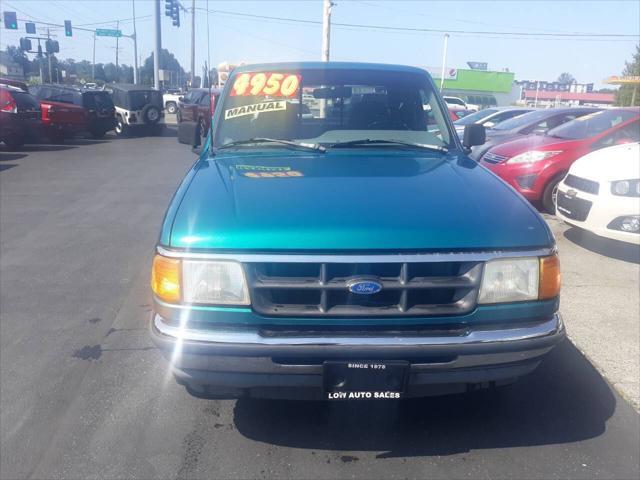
[182,260,250,305]
[151,255,250,305]
[478,255,560,304]
[507,150,562,164]
[611,179,640,197]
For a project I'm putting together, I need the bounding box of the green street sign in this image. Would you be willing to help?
[96,28,122,37]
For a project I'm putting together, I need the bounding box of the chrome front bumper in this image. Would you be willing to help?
[151,313,565,399]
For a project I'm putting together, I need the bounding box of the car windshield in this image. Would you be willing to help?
[213,68,452,149]
[492,109,552,130]
[547,109,638,139]
[453,108,499,125]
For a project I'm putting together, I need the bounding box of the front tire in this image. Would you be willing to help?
[2,136,25,150]
[542,173,565,214]
[114,118,128,137]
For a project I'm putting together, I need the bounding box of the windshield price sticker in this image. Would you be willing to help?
[231,73,301,97]
[224,100,287,120]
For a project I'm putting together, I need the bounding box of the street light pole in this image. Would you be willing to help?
[47,28,52,83]
[191,0,195,87]
[439,33,449,92]
[115,20,120,82]
[153,0,162,89]
[321,0,332,61]
[132,0,139,84]
[92,31,96,80]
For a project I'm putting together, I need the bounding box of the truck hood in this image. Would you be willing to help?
[165,150,552,251]
[569,142,640,181]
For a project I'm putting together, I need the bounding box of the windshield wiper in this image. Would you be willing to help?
[215,138,326,153]
[329,139,448,152]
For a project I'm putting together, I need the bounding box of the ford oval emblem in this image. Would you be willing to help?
[347,279,383,295]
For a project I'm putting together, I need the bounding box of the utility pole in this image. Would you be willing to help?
[190,0,195,87]
[47,28,52,83]
[92,32,96,80]
[439,33,449,92]
[153,0,162,89]
[321,0,332,61]
[115,20,120,82]
[132,0,139,84]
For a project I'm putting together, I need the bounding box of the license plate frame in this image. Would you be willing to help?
[323,360,409,400]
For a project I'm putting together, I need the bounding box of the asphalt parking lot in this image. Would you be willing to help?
[1,133,639,479]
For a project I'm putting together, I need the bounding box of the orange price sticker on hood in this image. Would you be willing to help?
[231,73,301,97]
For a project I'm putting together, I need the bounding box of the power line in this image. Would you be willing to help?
[197,7,638,39]
[351,0,601,36]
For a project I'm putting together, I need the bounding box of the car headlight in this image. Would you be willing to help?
[478,255,560,304]
[507,150,563,164]
[611,179,640,197]
[151,255,250,305]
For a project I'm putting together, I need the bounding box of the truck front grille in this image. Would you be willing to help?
[245,260,482,317]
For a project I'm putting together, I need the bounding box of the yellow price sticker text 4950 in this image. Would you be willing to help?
[231,73,301,97]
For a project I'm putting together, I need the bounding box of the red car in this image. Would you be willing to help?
[29,85,88,142]
[480,108,640,212]
[448,107,470,121]
[0,82,41,149]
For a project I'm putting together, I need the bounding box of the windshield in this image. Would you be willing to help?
[547,109,638,139]
[214,68,452,149]
[453,108,499,125]
[492,109,553,130]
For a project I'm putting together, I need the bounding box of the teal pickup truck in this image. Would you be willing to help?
[151,62,564,400]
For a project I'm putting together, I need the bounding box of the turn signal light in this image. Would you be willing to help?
[539,254,561,300]
[151,255,181,303]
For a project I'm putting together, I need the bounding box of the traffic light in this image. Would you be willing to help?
[45,39,59,54]
[3,11,18,29]
[172,6,180,27]
[25,22,36,34]
[164,0,174,17]
[19,37,32,51]
[64,20,72,37]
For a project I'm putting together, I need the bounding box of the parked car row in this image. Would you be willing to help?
[0,80,166,149]
[476,108,640,213]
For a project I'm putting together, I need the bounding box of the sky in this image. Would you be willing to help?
[0,0,638,88]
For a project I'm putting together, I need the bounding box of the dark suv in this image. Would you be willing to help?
[30,85,116,139]
[0,81,41,149]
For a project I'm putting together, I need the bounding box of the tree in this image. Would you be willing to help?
[557,72,576,84]
[5,45,31,76]
[615,44,640,107]
[139,48,186,86]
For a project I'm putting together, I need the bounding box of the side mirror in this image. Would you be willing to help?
[463,124,486,148]
[178,96,184,102]
[177,121,201,148]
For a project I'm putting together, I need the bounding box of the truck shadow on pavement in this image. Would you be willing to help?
[564,227,640,264]
[0,153,27,161]
[232,340,617,457]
